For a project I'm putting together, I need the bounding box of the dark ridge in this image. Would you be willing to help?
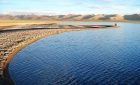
[0,24,117,33]
[0,28,59,33]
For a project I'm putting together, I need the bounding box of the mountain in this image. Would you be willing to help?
[61,14,80,20]
[124,14,140,21]
[89,14,104,20]
[73,15,94,20]
[0,14,140,21]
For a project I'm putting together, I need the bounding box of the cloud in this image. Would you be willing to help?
[0,0,139,15]
[104,0,112,1]
[94,0,116,3]
[89,4,124,9]
[89,5,111,10]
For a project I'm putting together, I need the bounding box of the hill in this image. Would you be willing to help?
[0,14,140,21]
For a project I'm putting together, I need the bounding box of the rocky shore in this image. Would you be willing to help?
[0,26,82,85]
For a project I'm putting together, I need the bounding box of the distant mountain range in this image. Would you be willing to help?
[0,14,140,21]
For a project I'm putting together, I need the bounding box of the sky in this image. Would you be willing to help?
[0,0,140,15]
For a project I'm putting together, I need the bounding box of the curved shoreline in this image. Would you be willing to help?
[0,24,117,85]
[0,29,82,85]
[5,29,81,65]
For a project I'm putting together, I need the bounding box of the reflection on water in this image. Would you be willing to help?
[9,22,140,85]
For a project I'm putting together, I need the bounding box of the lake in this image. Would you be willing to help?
[9,22,140,85]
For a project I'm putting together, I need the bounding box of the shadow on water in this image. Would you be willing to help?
[0,64,14,85]
[0,28,60,33]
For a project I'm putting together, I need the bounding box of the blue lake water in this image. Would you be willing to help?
[9,22,140,85]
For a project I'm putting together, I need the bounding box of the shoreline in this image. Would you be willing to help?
[60,20,140,22]
[0,20,140,29]
[0,28,82,85]
[0,23,117,85]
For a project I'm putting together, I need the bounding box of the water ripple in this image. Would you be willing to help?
[9,22,140,85]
